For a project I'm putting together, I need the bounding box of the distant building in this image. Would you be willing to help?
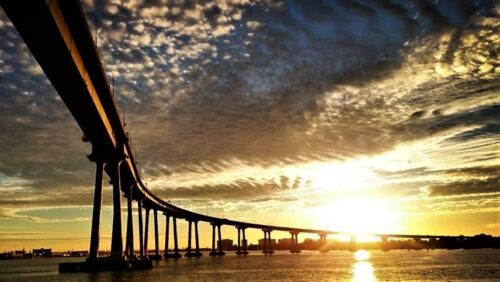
[13,249,26,258]
[278,238,292,248]
[302,238,319,249]
[218,239,233,250]
[98,250,110,257]
[258,238,276,248]
[70,250,88,257]
[0,252,13,260]
[33,248,52,258]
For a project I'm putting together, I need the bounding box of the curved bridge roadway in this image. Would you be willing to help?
[1,0,465,272]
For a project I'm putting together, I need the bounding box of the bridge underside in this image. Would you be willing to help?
[1,0,119,154]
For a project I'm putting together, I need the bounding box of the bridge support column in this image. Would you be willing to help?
[319,234,328,253]
[290,232,300,254]
[185,220,193,257]
[184,221,202,257]
[125,184,135,259]
[262,229,274,254]
[381,236,389,251]
[137,200,145,257]
[242,227,248,255]
[210,223,216,256]
[236,227,248,255]
[88,161,104,261]
[164,214,170,258]
[350,235,357,252]
[210,223,225,256]
[262,229,267,254]
[217,224,225,256]
[60,158,153,272]
[149,209,161,260]
[172,217,181,259]
[236,227,241,254]
[268,230,274,254]
[110,161,124,260]
[144,208,150,257]
[262,229,273,255]
[194,221,202,257]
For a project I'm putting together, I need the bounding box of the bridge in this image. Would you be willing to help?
[0,0,467,273]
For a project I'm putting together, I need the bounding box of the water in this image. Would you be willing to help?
[0,249,499,281]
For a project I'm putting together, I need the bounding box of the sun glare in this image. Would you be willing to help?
[314,198,400,236]
[354,250,370,261]
[305,161,380,191]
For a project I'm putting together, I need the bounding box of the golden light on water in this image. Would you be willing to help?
[353,250,376,281]
[354,250,370,261]
[353,262,376,282]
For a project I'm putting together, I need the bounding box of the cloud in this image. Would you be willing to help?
[485,223,500,229]
[424,177,500,197]
[162,175,302,201]
[0,0,498,227]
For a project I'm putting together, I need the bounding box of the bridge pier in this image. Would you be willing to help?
[262,229,274,255]
[209,223,225,256]
[262,229,267,254]
[195,221,202,257]
[242,227,248,255]
[144,208,150,257]
[185,220,192,257]
[110,161,124,260]
[186,221,202,258]
[290,231,301,254]
[236,227,249,255]
[319,234,328,253]
[88,161,104,261]
[164,215,181,259]
[61,156,152,272]
[172,216,181,259]
[381,236,389,251]
[149,209,162,260]
[217,224,225,256]
[210,224,216,256]
[350,235,357,252]
[164,214,170,258]
[125,184,135,259]
[137,200,145,257]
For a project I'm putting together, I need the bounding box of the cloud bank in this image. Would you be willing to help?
[0,0,498,231]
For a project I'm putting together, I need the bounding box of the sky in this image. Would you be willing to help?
[0,0,499,252]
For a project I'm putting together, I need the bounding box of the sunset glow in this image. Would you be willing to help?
[354,250,371,262]
[314,198,400,235]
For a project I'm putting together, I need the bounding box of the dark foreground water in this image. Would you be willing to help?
[1,249,499,281]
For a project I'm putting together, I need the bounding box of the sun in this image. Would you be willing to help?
[314,197,400,236]
[304,161,381,191]
[354,250,370,261]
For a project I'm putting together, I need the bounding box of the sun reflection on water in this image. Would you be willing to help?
[354,250,370,261]
[352,250,376,282]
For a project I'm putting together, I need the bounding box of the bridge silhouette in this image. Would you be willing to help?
[1,0,467,273]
